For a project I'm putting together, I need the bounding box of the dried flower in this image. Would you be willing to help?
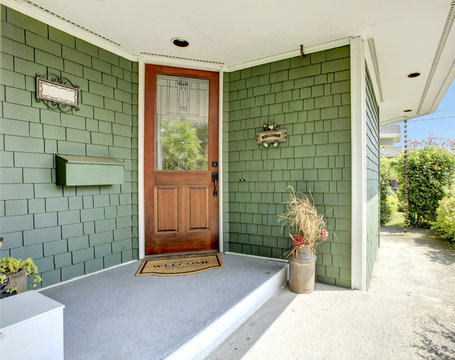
[279,186,336,256]
[292,236,307,247]
[320,229,328,241]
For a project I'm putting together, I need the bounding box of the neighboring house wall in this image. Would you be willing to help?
[380,138,394,147]
[380,124,401,158]
[0,7,139,287]
[381,147,401,158]
[223,48,352,287]
[365,67,380,287]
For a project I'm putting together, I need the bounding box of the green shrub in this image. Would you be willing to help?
[397,197,405,212]
[387,191,399,216]
[396,147,455,228]
[380,158,393,225]
[384,157,401,180]
[434,196,455,243]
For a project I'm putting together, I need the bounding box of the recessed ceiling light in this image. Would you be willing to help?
[171,38,189,48]
[407,72,421,78]
[404,109,412,112]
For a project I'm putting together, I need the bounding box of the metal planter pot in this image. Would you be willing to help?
[2,269,27,295]
[288,246,316,294]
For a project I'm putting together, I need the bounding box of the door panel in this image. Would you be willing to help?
[144,65,219,255]
[189,186,209,230]
[155,187,178,232]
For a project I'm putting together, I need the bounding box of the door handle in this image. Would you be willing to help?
[211,172,218,197]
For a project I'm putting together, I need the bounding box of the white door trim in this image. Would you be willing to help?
[138,58,146,259]
[350,36,367,291]
[137,58,224,258]
[218,70,224,253]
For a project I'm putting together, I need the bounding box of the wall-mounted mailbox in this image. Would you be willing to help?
[56,155,124,186]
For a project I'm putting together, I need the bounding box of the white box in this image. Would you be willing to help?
[0,291,64,360]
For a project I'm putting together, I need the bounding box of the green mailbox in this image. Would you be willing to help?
[56,155,124,186]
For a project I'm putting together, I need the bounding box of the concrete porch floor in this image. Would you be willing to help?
[39,253,287,360]
[208,227,455,360]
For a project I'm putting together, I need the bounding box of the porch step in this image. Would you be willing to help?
[166,255,288,360]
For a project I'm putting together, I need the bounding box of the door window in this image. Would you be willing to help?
[155,75,209,171]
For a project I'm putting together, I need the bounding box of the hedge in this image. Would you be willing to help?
[396,147,455,228]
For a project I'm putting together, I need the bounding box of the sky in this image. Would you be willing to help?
[399,80,455,146]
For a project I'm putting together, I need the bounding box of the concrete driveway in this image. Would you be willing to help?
[208,227,455,360]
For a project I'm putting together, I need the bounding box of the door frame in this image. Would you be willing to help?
[137,58,224,259]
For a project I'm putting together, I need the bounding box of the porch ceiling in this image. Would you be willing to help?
[6,0,455,124]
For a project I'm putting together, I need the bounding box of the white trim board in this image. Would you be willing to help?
[350,37,367,291]
[1,0,138,61]
[138,58,146,259]
[132,39,351,73]
[428,55,455,114]
[218,70,224,253]
[139,54,224,72]
[224,251,289,264]
[225,38,350,72]
[365,38,384,104]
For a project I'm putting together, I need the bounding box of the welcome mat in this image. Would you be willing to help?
[136,253,224,277]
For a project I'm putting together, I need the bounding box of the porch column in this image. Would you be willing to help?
[350,36,367,291]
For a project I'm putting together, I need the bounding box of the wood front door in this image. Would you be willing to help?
[144,65,219,255]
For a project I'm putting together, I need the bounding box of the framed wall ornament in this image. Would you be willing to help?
[256,121,287,148]
[35,74,80,112]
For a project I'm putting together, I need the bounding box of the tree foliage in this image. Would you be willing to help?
[396,147,455,228]
[380,157,398,225]
[434,195,455,243]
[380,158,395,225]
[409,135,455,153]
[159,119,207,170]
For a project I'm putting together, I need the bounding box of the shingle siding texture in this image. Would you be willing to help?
[0,6,138,287]
[223,47,352,287]
[365,67,380,287]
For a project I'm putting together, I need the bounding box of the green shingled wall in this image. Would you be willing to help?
[365,66,380,287]
[0,6,138,287]
[223,47,352,287]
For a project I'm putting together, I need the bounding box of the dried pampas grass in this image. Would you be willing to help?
[278,186,332,255]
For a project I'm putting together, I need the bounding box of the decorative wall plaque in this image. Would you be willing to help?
[36,75,80,112]
[256,122,287,148]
